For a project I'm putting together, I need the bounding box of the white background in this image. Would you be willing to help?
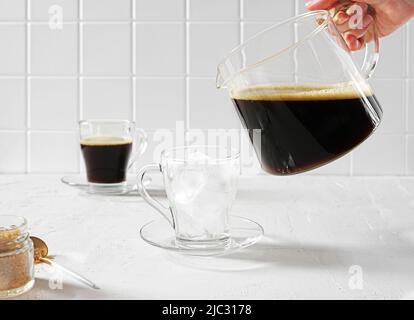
[0,0,412,175]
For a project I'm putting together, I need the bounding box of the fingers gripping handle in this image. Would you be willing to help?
[137,164,175,228]
[331,0,380,79]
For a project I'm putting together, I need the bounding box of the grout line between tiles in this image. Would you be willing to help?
[405,24,410,78]
[405,24,411,134]
[239,1,243,42]
[79,0,84,20]
[0,74,235,79]
[79,26,83,75]
[78,0,83,172]
[78,76,83,120]
[131,1,136,78]
[405,79,410,174]
[27,130,78,134]
[27,0,31,20]
[400,134,406,176]
[131,0,138,130]
[185,65,190,133]
[25,75,30,174]
[78,11,83,120]
[132,23,136,76]
[78,78,83,170]
[405,23,410,174]
[0,19,302,24]
[408,79,412,132]
[131,15,136,126]
[185,0,190,135]
[132,77,137,123]
[131,1,137,129]
[405,131,409,175]
[0,129,27,134]
[131,0,136,20]
[16,20,250,24]
[405,79,409,133]
[0,73,412,80]
[25,0,31,173]
[7,75,195,79]
[240,0,244,20]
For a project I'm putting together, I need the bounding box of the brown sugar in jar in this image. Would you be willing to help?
[0,216,35,298]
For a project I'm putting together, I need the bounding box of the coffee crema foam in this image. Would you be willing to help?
[230,84,373,101]
[80,136,133,146]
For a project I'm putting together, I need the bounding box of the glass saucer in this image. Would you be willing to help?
[140,215,264,257]
[61,175,165,196]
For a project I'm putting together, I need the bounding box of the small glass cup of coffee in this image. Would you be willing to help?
[79,120,147,195]
[138,145,240,250]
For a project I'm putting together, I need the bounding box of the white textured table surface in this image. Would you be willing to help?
[3,175,414,300]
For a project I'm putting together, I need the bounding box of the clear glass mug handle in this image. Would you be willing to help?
[137,164,175,228]
[329,0,380,79]
[128,128,148,169]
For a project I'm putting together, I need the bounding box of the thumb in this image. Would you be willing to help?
[306,0,339,10]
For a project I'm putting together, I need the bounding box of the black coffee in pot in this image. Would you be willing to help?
[81,136,133,183]
[231,84,382,175]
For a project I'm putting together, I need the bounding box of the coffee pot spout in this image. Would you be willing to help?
[216,68,225,89]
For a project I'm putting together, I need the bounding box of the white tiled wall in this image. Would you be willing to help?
[0,0,412,176]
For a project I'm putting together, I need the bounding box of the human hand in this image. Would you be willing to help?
[306,0,414,51]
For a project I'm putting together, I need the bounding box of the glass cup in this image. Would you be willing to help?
[138,146,240,249]
[79,120,147,194]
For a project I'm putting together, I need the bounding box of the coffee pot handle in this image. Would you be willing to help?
[360,17,379,79]
[137,164,175,228]
[331,1,380,79]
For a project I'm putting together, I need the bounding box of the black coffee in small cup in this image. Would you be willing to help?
[81,136,133,184]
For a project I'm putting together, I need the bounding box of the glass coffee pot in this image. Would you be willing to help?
[217,9,383,175]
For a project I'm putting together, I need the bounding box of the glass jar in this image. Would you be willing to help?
[0,216,35,298]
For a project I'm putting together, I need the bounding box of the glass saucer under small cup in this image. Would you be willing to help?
[140,215,263,257]
[61,175,140,195]
[61,175,166,197]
